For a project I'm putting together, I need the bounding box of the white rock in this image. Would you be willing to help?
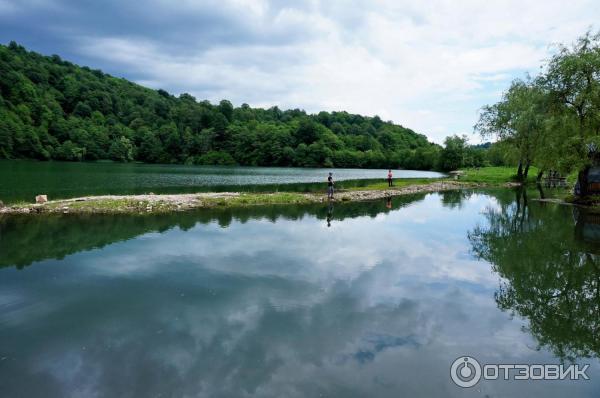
[35,194,48,204]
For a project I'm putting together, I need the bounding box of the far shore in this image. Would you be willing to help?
[0,180,522,215]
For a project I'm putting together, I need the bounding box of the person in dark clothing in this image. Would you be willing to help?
[327,172,334,199]
[387,169,393,187]
[327,201,334,227]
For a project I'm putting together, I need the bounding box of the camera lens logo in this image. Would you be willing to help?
[450,356,482,388]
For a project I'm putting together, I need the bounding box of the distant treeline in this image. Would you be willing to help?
[1,42,451,169]
[0,42,513,171]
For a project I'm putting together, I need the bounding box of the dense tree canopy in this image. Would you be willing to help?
[476,30,600,191]
[476,78,548,180]
[0,42,441,169]
[437,134,486,171]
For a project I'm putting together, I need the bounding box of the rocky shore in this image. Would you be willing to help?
[0,181,514,215]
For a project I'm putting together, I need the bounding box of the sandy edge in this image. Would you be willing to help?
[0,181,521,215]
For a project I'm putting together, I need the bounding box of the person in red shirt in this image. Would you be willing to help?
[387,169,393,187]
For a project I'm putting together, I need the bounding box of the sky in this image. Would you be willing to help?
[1,0,599,144]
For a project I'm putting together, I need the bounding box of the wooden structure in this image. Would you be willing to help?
[542,171,568,188]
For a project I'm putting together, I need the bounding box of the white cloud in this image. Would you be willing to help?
[31,0,600,143]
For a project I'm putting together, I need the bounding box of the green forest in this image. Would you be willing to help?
[4,31,598,183]
[475,31,600,194]
[0,42,448,169]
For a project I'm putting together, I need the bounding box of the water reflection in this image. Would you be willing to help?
[575,207,600,247]
[469,189,600,361]
[326,201,334,227]
[439,189,474,209]
[0,193,427,269]
[1,190,599,397]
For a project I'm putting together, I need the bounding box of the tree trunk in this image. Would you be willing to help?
[522,189,529,224]
[536,170,544,182]
[575,109,589,197]
[537,183,546,199]
[516,160,523,182]
[517,188,528,232]
[523,162,530,181]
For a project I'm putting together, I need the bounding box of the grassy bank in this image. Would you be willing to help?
[458,166,539,184]
[344,168,529,191]
[344,178,444,191]
[468,166,600,209]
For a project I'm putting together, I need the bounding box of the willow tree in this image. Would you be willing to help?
[544,31,600,195]
[475,78,548,181]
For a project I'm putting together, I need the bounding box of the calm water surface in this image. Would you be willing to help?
[1,189,599,397]
[0,160,444,203]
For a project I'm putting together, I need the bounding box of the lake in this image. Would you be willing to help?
[1,189,598,397]
[0,160,445,204]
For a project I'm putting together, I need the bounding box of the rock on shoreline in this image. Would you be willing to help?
[0,181,507,215]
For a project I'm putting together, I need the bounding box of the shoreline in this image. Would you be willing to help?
[0,181,520,215]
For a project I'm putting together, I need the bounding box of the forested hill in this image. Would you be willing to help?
[0,42,440,169]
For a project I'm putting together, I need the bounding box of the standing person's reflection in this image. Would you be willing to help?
[326,201,334,227]
[386,196,392,209]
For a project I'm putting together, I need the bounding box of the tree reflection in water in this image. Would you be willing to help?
[0,193,428,269]
[469,188,600,361]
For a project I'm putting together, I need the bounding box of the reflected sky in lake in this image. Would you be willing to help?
[1,191,599,397]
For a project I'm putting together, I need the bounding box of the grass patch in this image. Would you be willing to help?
[7,200,30,207]
[459,166,538,184]
[43,198,180,213]
[347,167,540,189]
[7,193,320,214]
[345,178,442,191]
[62,199,153,212]
[216,192,314,206]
